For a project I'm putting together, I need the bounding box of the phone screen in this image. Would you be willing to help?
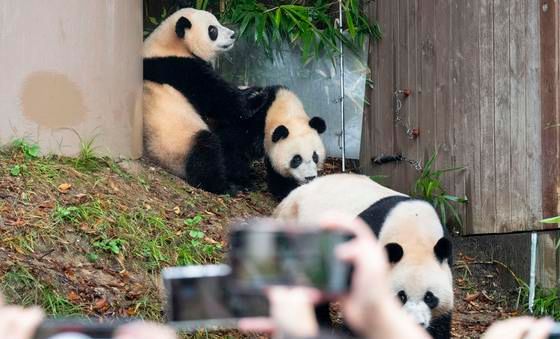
[163,265,269,330]
[229,228,352,294]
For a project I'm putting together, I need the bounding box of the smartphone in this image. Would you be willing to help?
[228,220,353,295]
[33,318,134,339]
[162,264,269,330]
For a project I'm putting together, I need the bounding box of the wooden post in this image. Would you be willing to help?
[540,0,560,225]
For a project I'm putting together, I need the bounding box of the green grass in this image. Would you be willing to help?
[1,266,82,317]
[520,286,560,319]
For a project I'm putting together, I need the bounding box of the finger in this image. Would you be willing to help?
[11,307,44,339]
[237,317,276,334]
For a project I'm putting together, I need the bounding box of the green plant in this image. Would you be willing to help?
[12,139,40,159]
[75,135,101,172]
[223,0,381,63]
[93,238,127,255]
[411,151,468,228]
[541,216,560,224]
[520,285,560,319]
[9,164,26,176]
[185,214,203,226]
[52,206,82,223]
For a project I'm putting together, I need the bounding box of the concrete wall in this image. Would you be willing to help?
[0,1,143,158]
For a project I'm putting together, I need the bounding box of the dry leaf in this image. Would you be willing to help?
[464,292,480,302]
[58,183,72,193]
[173,206,181,215]
[94,298,108,311]
[68,291,80,302]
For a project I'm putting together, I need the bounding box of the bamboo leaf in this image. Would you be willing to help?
[541,216,560,224]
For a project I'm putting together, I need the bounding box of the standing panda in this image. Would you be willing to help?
[247,86,327,200]
[143,8,267,194]
[274,173,454,339]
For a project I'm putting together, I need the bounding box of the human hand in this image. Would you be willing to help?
[0,294,44,339]
[320,213,392,333]
[238,286,321,338]
[481,316,555,339]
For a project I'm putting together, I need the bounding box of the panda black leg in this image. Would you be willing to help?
[185,130,236,195]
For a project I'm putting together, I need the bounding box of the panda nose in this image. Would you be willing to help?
[230,32,236,40]
[305,176,316,182]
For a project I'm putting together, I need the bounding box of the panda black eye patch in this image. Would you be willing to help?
[424,291,439,309]
[397,290,407,305]
[312,151,319,164]
[290,155,303,169]
[208,25,218,41]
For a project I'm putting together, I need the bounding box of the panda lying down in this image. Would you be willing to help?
[143,8,327,198]
[274,173,454,339]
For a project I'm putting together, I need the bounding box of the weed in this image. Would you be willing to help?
[9,164,26,176]
[184,215,203,227]
[73,133,102,172]
[86,252,99,263]
[93,238,126,255]
[53,205,82,223]
[411,151,468,228]
[12,139,40,159]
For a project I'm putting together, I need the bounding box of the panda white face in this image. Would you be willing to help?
[269,117,327,184]
[176,9,236,61]
[390,251,453,329]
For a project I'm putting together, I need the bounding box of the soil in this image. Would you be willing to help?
[0,147,522,338]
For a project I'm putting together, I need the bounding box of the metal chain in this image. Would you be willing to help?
[393,90,417,139]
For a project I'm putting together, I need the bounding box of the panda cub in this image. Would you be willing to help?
[254,86,327,200]
[143,8,265,194]
[274,173,454,339]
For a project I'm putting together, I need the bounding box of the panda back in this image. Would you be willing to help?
[273,173,404,224]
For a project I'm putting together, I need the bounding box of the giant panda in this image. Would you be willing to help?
[247,86,327,200]
[274,173,453,339]
[143,8,267,194]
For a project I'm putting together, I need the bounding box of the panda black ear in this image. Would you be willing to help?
[309,117,326,134]
[385,243,403,264]
[272,125,289,143]
[176,17,192,39]
[434,237,452,263]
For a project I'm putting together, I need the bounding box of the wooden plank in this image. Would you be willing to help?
[462,0,481,234]
[540,0,560,224]
[371,0,397,188]
[508,0,529,231]
[479,0,497,233]
[434,0,453,222]
[417,0,436,193]
[450,0,469,232]
[493,0,512,233]
[392,0,416,194]
[359,1,377,175]
[526,0,543,229]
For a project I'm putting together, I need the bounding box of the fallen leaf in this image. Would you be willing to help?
[464,292,480,302]
[58,183,72,193]
[94,298,108,311]
[68,291,80,302]
[173,206,181,215]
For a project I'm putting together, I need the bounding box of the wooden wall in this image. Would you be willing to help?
[360,0,552,235]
